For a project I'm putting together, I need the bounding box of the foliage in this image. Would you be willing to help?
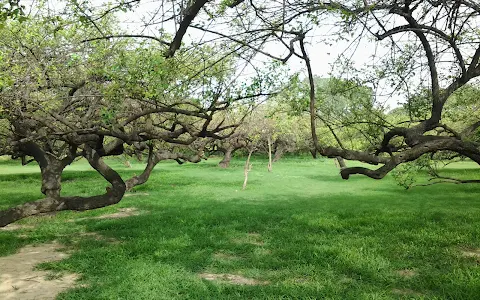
[391,162,419,190]
[0,0,25,24]
[274,76,384,151]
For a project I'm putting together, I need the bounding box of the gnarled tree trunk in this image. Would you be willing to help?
[273,149,284,162]
[0,146,126,227]
[125,146,203,191]
[125,146,159,191]
[218,147,234,168]
[19,142,75,199]
[40,157,68,199]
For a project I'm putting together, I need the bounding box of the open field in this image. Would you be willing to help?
[1,157,480,299]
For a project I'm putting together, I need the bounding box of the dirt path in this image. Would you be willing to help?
[0,242,78,300]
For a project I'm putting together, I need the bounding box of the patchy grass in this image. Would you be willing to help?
[1,157,480,299]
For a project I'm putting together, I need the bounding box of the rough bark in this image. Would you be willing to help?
[18,142,76,199]
[272,138,295,163]
[300,36,318,159]
[0,146,126,227]
[40,159,66,199]
[125,149,158,191]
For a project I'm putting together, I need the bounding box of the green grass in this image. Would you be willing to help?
[1,157,480,299]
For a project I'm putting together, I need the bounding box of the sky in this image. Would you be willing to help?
[111,0,402,108]
[21,0,403,108]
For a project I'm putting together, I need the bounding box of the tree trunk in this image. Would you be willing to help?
[273,149,283,162]
[125,147,159,191]
[242,150,254,190]
[0,146,126,227]
[40,158,65,199]
[219,148,233,168]
[336,157,347,169]
[125,147,204,191]
[267,136,273,172]
[20,141,74,199]
[273,142,285,163]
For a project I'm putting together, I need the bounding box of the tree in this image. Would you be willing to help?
[0,6,276,226]
[173,0,480,181]
[210,0,480,181]
[3,0,480,228]
[312,1,480,181]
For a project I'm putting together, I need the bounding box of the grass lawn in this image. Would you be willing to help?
[1,157,480,299]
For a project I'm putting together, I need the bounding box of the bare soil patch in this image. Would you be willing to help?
[74,207,141,222]
[199,273,269,285]
[0,242,78,300]
[213,252,242,261]
[292,277,310,284]
[0,224,34,231]
[395,269,417,278]
[124,192,149,197]
[461,248,480,259]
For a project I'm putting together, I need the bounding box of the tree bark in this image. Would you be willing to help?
[337,137,480,180]
[0,146,126,227]
[272,139,292,163]
[336,157,347,169]
[273,148,284,162]
[242,150,254,190]
[218,147,234,168]
[40,159,65,199]
[267,136,272,172]
[125,146,203,191]
[19,141,75,199]
[299,35,318,159]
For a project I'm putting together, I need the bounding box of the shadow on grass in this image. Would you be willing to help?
[33,188,478,299]
[1,159,480,299]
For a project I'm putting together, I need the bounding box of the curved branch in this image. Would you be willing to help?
[0,146,126,227]
[125,146,204,190]
[339,137,480,180]
[82,34,169,45]
[299,34,319,158]
[393,8,442,121]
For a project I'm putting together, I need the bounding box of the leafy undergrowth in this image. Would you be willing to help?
[1,157,480,299]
